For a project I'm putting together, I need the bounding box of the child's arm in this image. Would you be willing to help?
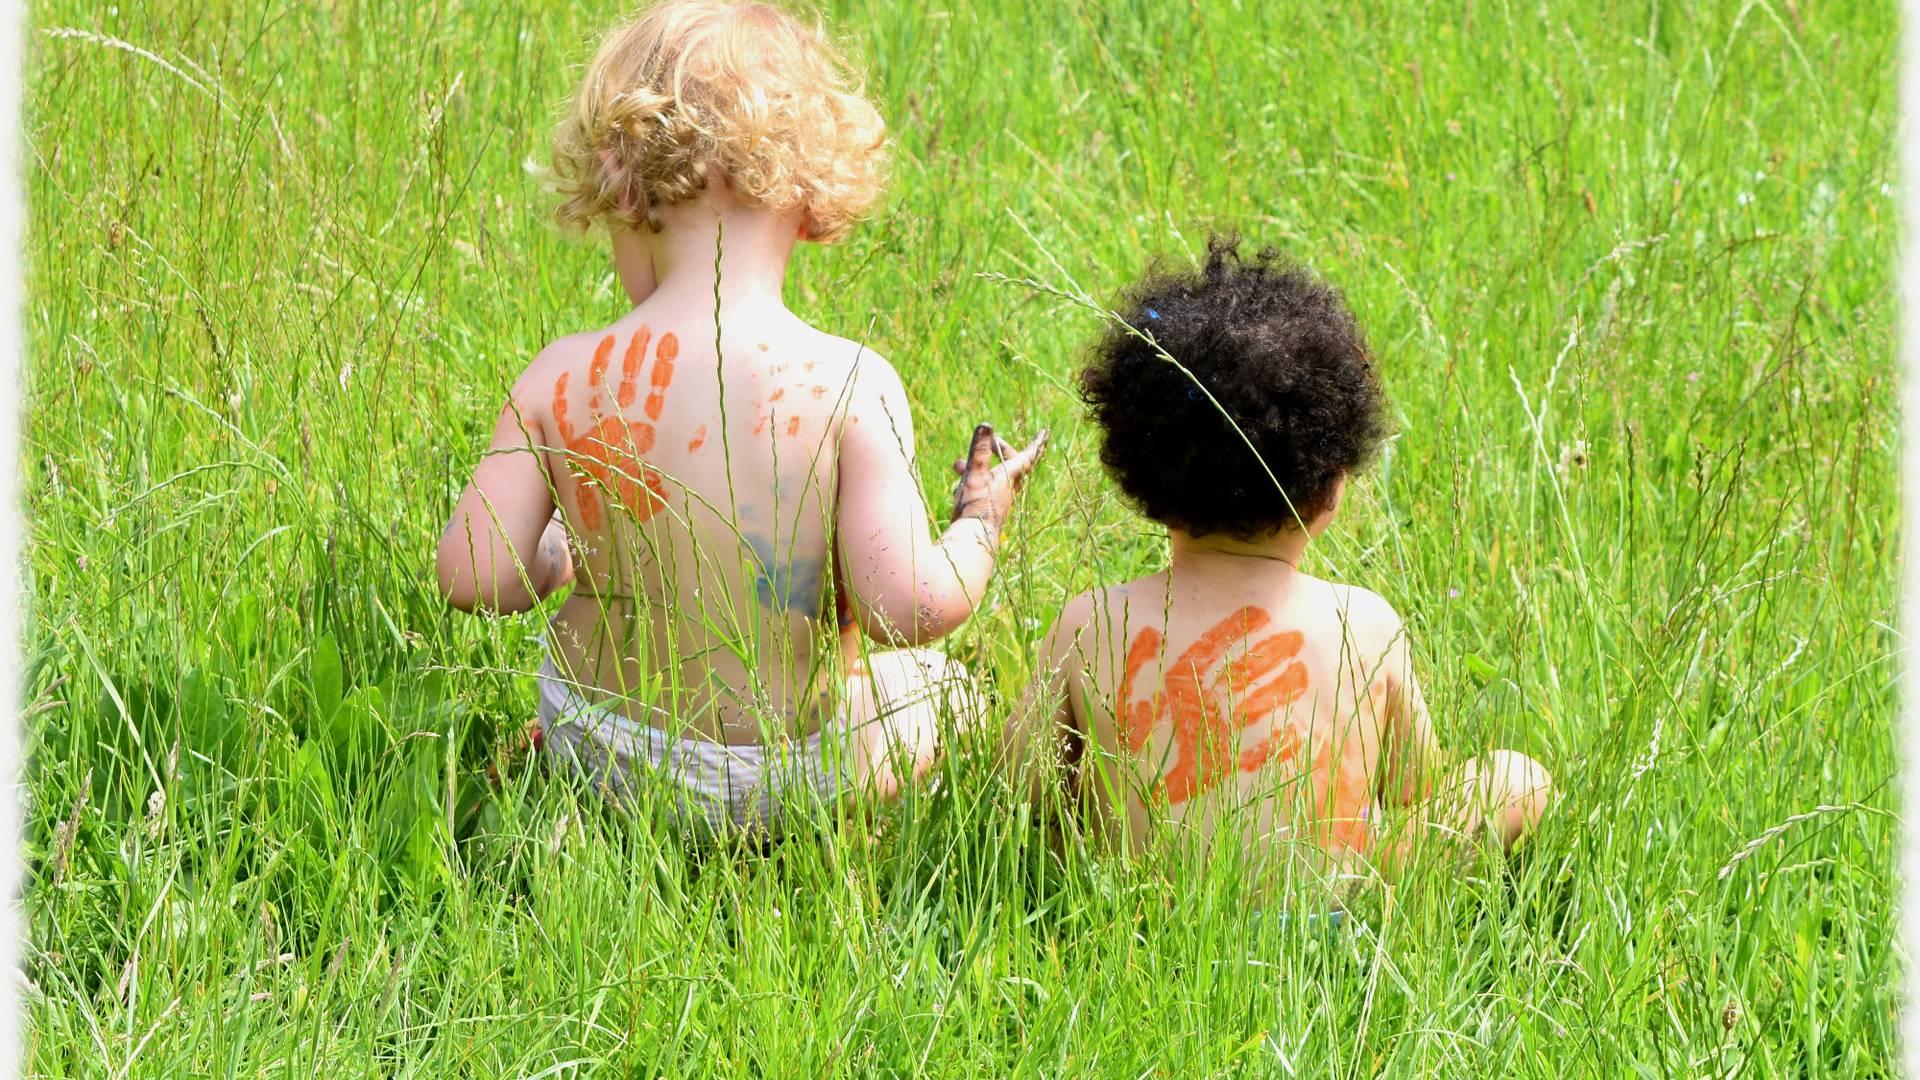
[1002,596,1091,806]
[1376,610,1447,806]
[835,358,1046,644]
[435,386,569,614]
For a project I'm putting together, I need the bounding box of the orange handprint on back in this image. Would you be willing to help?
[1309,736,1373,855]
[1117,606,1311,806]
[552,329,679,529]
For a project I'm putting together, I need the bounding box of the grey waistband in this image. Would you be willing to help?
[534,658,843,840]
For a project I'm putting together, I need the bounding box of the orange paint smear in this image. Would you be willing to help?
[786,416,802,437]
[587,335,615,398]
[644,332,676,422]
[1242,725,1302,777]
[552,371,603,528]
[1238,662,1310,726]
[1118,627,1163,752]
[552,371,574,428]
[616,327,650,407]
[1310,739,1372,855]
[687,425,707,453]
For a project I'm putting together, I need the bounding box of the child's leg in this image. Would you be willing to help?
[835,649,985,799]
[1386,749,1554,867]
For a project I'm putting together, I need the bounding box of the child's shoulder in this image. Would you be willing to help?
[1033,583,1140,682]
[1311,578,1409,657]
[504,328,615,402]
[1320,578,1400,622]
[743,320,905,408]
[798,328,902,388]
[1046,576,1166,649]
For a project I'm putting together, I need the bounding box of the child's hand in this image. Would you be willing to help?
[949,422,1049,528]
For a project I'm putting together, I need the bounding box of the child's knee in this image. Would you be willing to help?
[1482,748,1550,789]
[1480,749,1553,845]
[898,649,982,723]
[846,650,980,790]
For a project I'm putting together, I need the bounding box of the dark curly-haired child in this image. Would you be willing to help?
[1005,235,1552,898]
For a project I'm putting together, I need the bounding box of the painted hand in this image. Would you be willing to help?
[949,422,1049,526]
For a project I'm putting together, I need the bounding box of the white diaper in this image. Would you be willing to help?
[535,658,843,840]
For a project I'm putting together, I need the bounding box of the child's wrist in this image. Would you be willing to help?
[951,491,1009,528]
[951,504,1004,543]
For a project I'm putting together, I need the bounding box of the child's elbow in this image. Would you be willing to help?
[436,558,481,613]
[904,596,972,644]
[434,537,498,614]
[850,593,967,646]
[439,574,530,616]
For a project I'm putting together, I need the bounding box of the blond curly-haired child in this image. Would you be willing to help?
[437,1,1046,840]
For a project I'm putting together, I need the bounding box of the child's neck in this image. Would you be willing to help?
[1166,525,1313,575]
[638,192,802,309]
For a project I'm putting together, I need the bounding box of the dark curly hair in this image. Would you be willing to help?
[1078,235,1389,541]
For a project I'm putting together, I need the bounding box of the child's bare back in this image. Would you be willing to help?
[1042,568,1413,873]
[527,303,876,745]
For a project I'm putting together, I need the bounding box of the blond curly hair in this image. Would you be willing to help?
[549,0,889,242]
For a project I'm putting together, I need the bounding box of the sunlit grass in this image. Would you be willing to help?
[21,0,1897,1073]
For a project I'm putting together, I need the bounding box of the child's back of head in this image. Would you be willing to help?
[549,0,887,240]
[1078,234,1389,540]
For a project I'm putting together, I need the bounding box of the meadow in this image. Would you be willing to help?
[20,0,1900,1074]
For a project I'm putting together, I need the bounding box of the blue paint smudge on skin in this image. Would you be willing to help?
[744,533,824,613]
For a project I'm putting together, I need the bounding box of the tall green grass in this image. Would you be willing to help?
[23,0,1897,1073]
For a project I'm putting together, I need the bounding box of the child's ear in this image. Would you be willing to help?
[597,147,639,215]
[1308,472,1348,535]
[1325,472,1348,515]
